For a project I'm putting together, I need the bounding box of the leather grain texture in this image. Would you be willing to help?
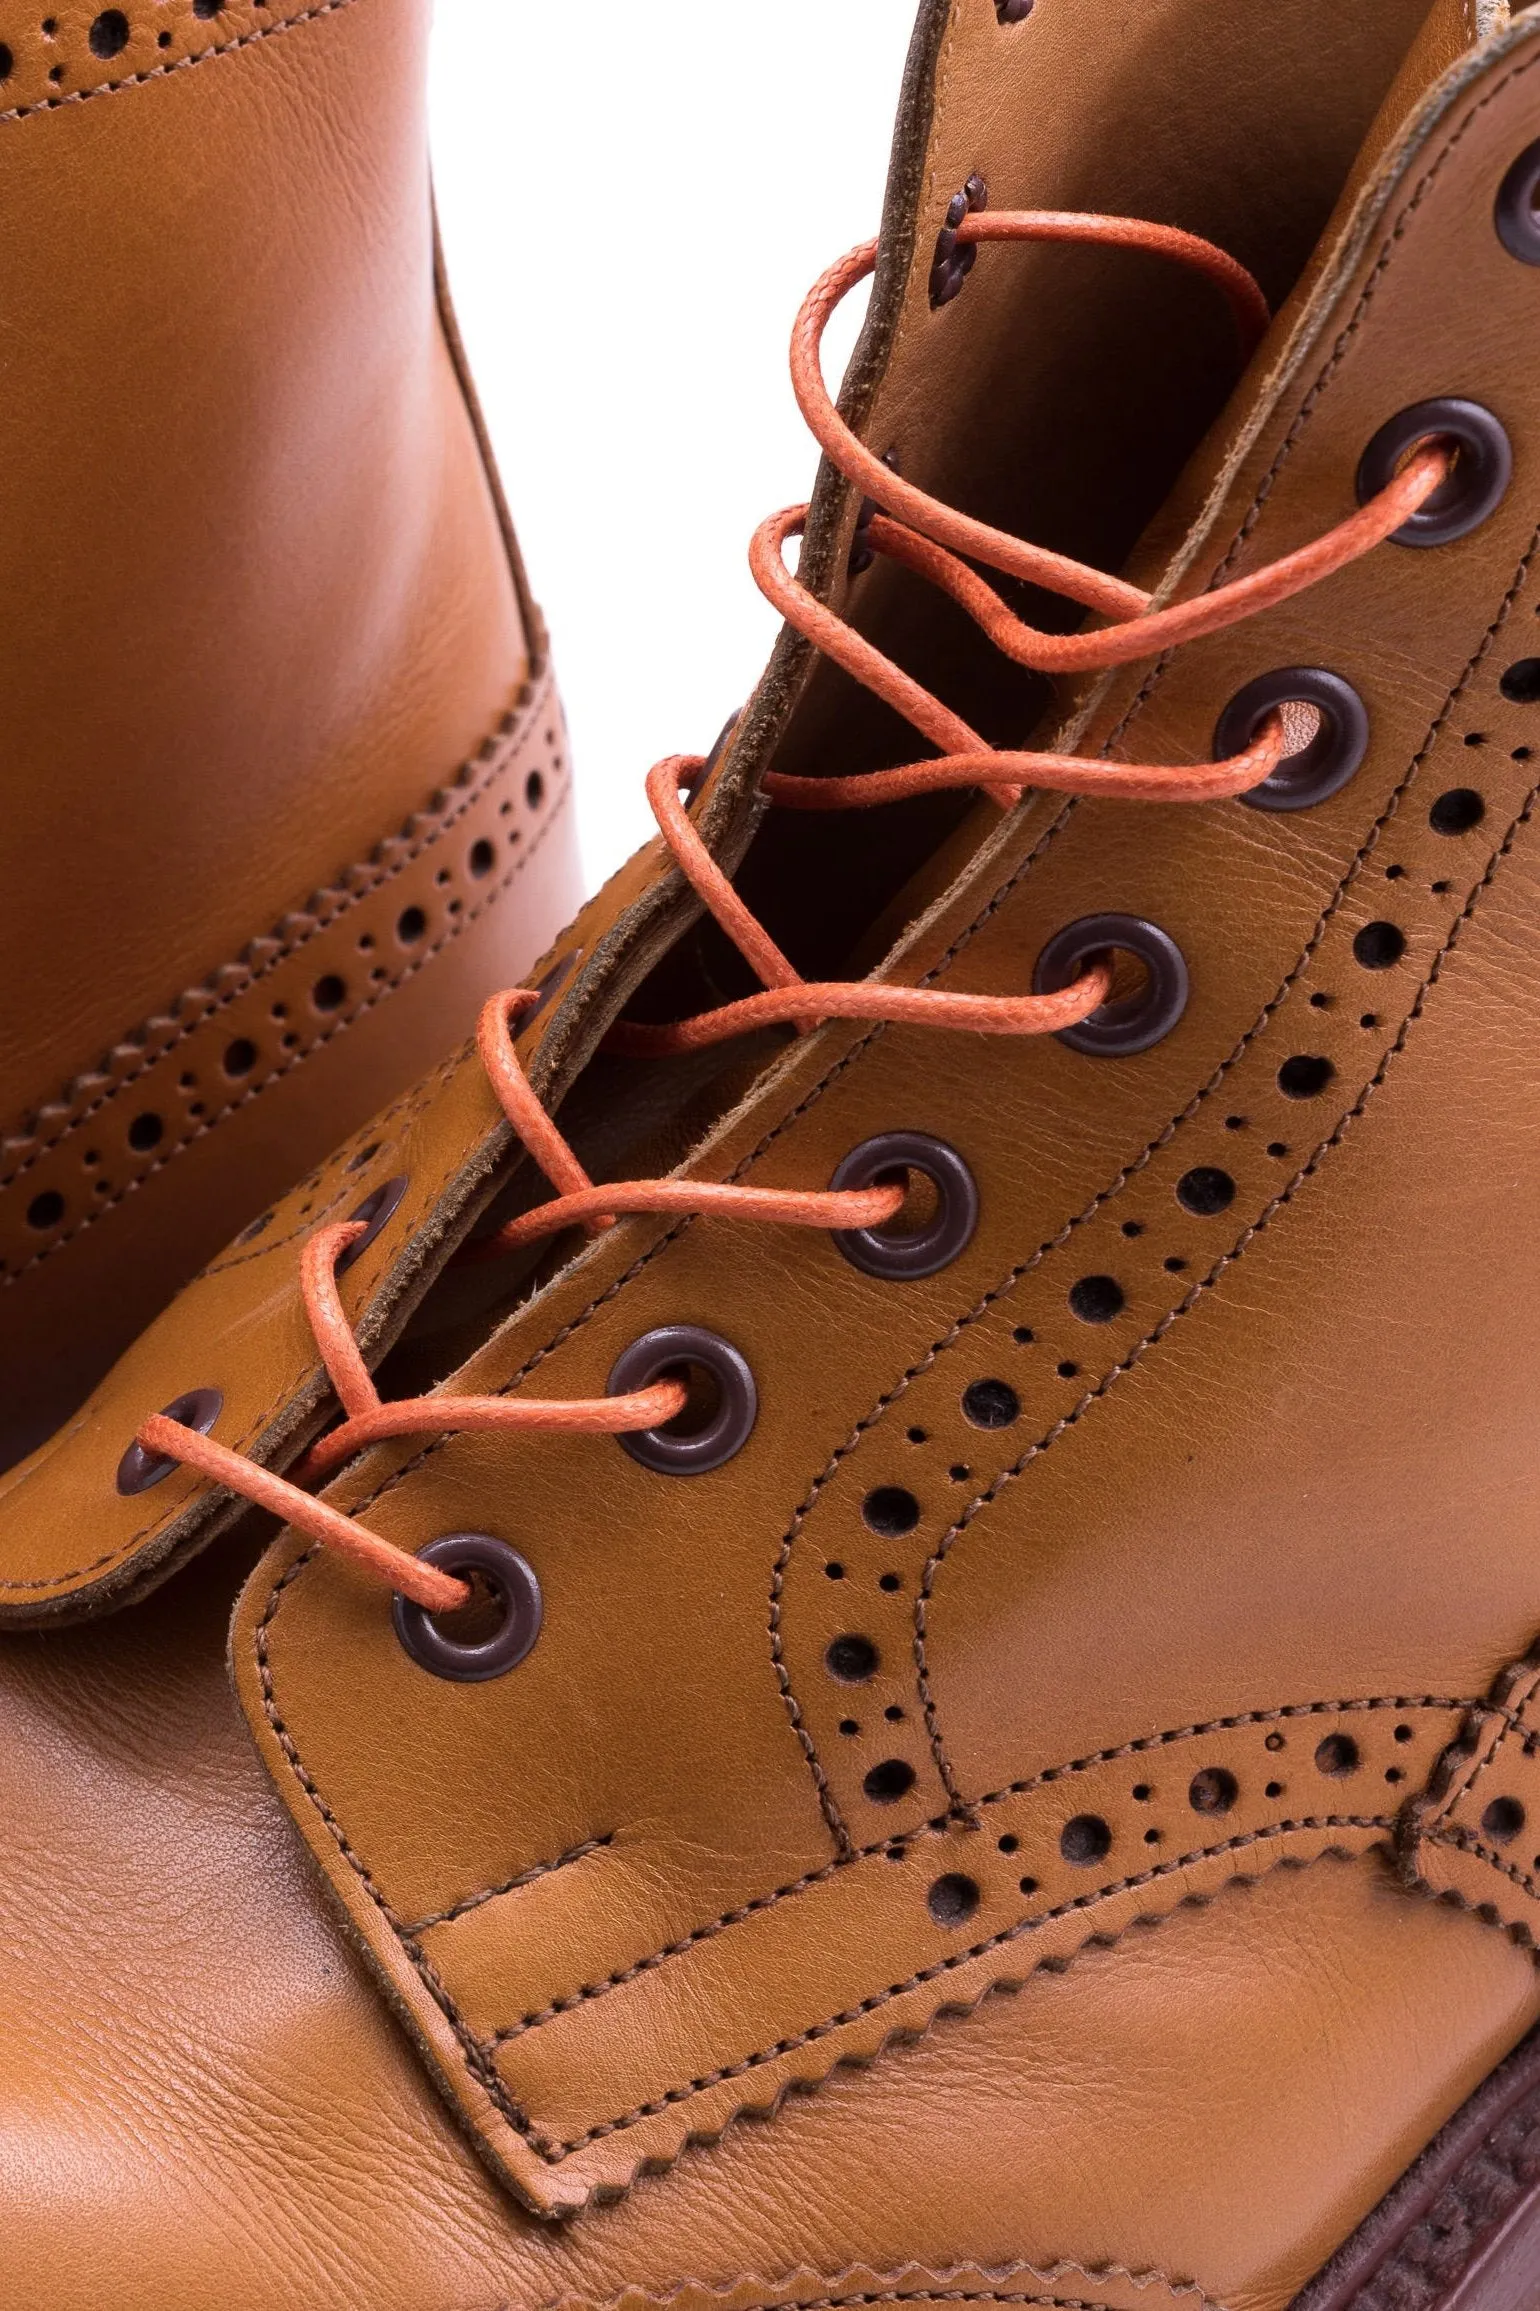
[0,0,581,1457]
[5,5,1540,2309]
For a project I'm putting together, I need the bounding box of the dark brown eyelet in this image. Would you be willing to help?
[608,1325,758,1475]
[335,1175,409,1273]
[1496,138,1540,264]
[392,1534,543,1684]
[1217,668,1370,813]
[115,1387,223,1496]
[1034,915,1189,1057]
[1356,398,1512,547]
[830,1133,979,1280]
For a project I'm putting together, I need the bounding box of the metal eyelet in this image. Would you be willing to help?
[830,1133,979,1281]
[930,174,987,309]
[335,1175,409,1273]
[1496,138,1540,264]
[608,1326,758,1475]
[1356,399,1512,547]
[1033,915,1189,1057]
[115,1387,223,1496]
[1217,668,1370,813]
[392,1534,543,1683]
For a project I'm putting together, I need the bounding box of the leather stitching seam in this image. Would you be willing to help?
[1,771,571,1294]
[0,796,568,1592]
[536,1831,1387,2159]
[252,34,1540,2181]
[0,0,360,127]
[404,1833,615,1937]
[916,718,1540,1807]
[484,1698,1461,2048]
[1,665,549,1198]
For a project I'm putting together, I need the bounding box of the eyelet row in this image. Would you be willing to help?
[123,135,1540,1686]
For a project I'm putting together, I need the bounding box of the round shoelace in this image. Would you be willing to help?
[138,211,1449,1614]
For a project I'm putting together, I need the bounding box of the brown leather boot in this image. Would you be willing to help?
[8,2,1540,2306]
[0,0,581,1465]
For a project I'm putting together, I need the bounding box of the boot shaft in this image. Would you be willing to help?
[0,0,581,1459]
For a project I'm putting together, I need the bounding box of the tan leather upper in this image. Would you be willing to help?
[5,5,1540,2309]
[0,0,581,1462]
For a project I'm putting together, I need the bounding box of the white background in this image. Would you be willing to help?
[428,2,915,887]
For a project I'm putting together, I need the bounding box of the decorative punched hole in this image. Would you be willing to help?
[1429,787,1486,835]
[864,1759,917,1804]
[193,0,224,15]
[89,10,130,59]
[886,1705,906,1723]
[128,1112,164,1152]
[998,1833,1020,1854]
[469,838,496,879]
[949,1464,971,1483]
[1019,1874,1040,1895]
[1277,1055,1334,1100]
[1189,1767,1239,1817]
[1013,1326,1034,1344]
[1354,921,1406,970]
[1060,1814,1113,1866]
[346,1142,382,1175]
[907,1426,928,1444]
[864,1485,920,1537]
[1266,1731,1286,1752]
[0,43,12,79]
[1069,1274,1124,1324]
[840,1718,860,1737]
[1133,1784,1153,1802]
[1057,1360,1080,1380]
[879,1571,903,1593]
[1315,1733,1361,1778]
[826,1635,879,1684]
[223,1037,258,1079]
[526,770,546,809]
[824,1561,845,1581]
[1394,1724,1415,1743]
[1482,1796,1526,1844]
[26,1189,64,1231]
[928,1873,981,1929]
[997,0,1036,19]
[1177,1166,1235,1217]
[1267,1142,1290,1160]
[397,905,427,944]
[962,1377,1020,1429]
[1266,1780,1285,1800]
[311,973,347,1013]
[1164,1257,1188,1276]
[1122,1220,1145,1239]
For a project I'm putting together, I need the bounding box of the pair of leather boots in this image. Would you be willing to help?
[6,2,1540,2305]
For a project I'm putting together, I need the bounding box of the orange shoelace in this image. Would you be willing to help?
[138,212,1450,1615]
